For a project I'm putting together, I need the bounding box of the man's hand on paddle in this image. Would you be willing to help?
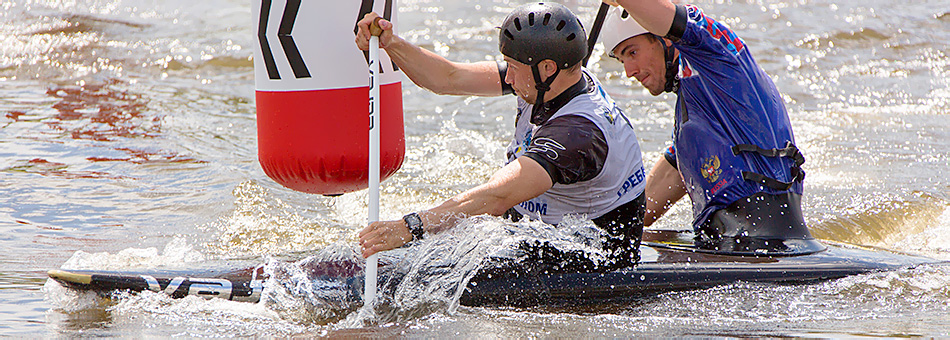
[355,12,395,51]
[357,158,552,258]
[359,219,412,258]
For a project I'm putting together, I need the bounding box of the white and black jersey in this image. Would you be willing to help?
[504,69,646,225]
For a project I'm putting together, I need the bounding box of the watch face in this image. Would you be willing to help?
[403,213,424,241]
[405,213,422,227]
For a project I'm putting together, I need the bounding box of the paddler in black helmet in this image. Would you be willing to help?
[355,3,648,268]
[599,0,823,253]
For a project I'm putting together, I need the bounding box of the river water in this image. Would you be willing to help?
[1,0,948,337]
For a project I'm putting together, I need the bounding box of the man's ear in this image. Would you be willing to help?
[539,59,559,78]
[662,36,675,49]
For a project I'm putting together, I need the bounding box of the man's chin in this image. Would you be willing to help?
[635,77,662,96]
[517,93,534,104]
[644,80,665,96]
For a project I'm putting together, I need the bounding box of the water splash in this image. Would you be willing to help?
[894,204,950,260]
[256,214,612,328]
[59,237,206,270]
[44,237,207,313]
[260,243,366,326]
[43,278,109,314]
[202,180,354,257]
[106,290,299,337]
[812,195,947,251]
[461,263,950,337]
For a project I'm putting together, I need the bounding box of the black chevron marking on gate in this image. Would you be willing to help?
[383,0,399,72]
[354,0,375,37]
[278,0,310,78]
[354,0,399,73]
[355,0,375,68]
[258,0,280,79]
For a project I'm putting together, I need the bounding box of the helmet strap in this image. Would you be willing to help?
[653,34,680,93]
[530,64,561,125]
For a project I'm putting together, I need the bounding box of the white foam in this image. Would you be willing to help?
[42,278,105,313]
[103,290,306,336]
[894,204,950,260]
[59,237,205,270]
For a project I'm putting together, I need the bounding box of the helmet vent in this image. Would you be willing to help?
[514,18,522,30]
[528,12,535,26]
[566,33,576,41]
[543,13,552,26]
[556,20,566,31]
[504,29,514,40]
[621,10,629,19]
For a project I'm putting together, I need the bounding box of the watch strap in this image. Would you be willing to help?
[403,212,425,241]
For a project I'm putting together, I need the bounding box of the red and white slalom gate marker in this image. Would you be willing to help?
[254,0,405,196]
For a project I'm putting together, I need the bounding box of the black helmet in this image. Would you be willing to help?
[499,2,587,69]
[499,3,587,121]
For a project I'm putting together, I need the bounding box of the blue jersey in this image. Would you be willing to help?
[671,5,804,229]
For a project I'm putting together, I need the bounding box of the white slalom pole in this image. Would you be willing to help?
[364,17,383,309]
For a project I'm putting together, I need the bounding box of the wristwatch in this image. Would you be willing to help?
[403,212,425,242]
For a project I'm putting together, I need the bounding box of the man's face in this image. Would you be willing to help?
[611,34,668,96]
[503,57,538,104]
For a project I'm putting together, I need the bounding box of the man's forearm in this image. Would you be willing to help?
[385,37,502,97]
[417,157,553,234]
[612,0,676,37]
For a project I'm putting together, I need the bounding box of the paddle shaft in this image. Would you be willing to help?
[583,3,612,67]
[364,17,383,307]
